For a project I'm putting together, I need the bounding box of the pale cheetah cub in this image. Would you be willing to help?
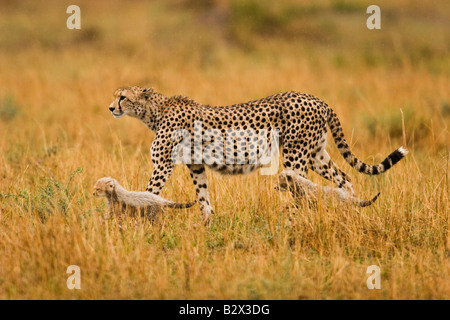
[93,177,196,220]
[276,170,380,207]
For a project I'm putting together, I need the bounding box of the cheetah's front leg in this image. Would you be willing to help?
[145,161,175,195]
[146,134,176,195]
[187,164,214,223]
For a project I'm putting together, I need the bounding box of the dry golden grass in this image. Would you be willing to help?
[0,0,449,299]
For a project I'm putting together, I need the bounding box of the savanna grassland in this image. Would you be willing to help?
[0,0,449,299]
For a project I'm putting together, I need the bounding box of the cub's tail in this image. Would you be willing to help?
[353,192,381,207]
[326,108,408,175]
[167,200,197,209]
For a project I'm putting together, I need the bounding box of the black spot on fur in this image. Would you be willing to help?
[360,163,367,173]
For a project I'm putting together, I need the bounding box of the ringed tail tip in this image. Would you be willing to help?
[368,192,381,206]
[359,191,381,207]
[373,192,381,202]
[398,146,409,156]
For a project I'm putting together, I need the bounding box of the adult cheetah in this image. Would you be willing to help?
[108,86,407,221]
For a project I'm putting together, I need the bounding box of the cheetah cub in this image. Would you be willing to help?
[93,177,196,220]
[276,170,380,207]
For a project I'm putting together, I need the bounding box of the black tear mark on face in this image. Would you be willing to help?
[118,96,125,111]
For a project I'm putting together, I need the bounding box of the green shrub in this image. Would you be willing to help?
[0,94,20,121]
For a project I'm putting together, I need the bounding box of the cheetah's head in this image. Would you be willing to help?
[93,177,116,197]
[109,86,157,119]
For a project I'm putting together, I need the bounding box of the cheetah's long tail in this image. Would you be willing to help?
[327,108,408,175]
[166,200,197,209]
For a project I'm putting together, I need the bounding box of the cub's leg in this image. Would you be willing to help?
[187,164,214,223]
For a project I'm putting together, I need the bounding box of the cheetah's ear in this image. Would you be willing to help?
[142,87,154,99]
[104,178,114,186]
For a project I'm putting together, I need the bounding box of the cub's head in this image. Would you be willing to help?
[275,170,296,192]
[108,86,158,119]
[275,170,308,196]
[93,177,116,197]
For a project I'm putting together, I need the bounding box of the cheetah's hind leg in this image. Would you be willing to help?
[310,148,354,194]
